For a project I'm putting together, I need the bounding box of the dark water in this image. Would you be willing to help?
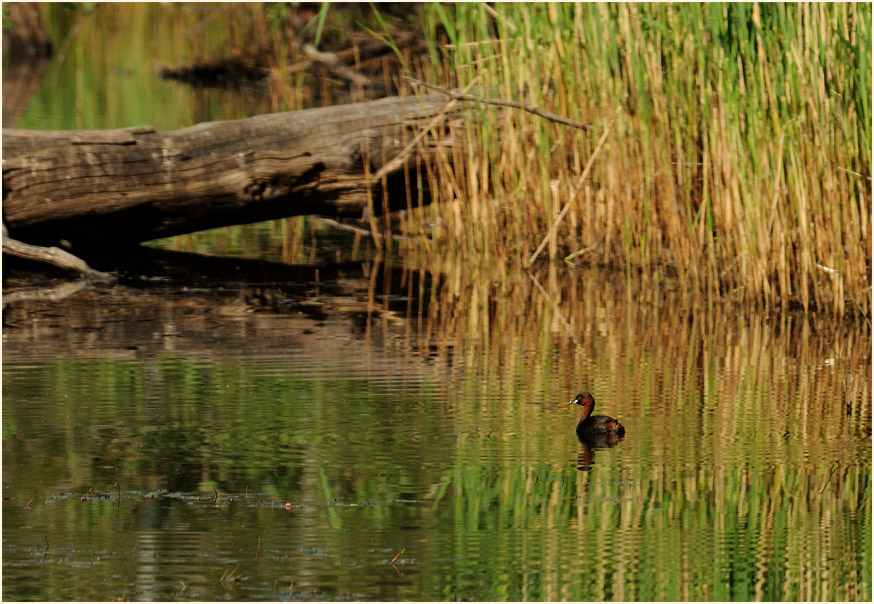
[3,4,871,601]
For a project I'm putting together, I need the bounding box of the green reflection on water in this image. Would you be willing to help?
[3,338,871,601]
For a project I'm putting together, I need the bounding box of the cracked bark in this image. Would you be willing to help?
[3,94,456,246]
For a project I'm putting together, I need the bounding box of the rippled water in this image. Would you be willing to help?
[3,252,871,601]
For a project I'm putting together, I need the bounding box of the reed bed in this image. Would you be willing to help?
[407,3,871,316]
[28,3,869,316]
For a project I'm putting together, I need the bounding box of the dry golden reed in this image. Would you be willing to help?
[410,3,870,316]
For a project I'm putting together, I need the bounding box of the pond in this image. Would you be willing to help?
[3,4,871,602]
[4,245,871,601]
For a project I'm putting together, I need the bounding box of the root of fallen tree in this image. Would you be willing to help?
[2,225,112,278]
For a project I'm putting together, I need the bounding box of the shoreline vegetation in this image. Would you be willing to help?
[8,3,872,318]
[404,3,870,317]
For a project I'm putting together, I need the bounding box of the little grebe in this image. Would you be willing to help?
[568,392,625,437]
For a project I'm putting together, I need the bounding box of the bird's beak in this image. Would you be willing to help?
[567,399,576,405]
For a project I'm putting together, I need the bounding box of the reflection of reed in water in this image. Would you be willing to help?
[385,251,869,600]
[2,242,869,601]
[393,248,871,444]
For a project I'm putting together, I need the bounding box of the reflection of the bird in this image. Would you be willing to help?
[575,432,624,471]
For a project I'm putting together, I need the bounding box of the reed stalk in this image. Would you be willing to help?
[413,2,871,315]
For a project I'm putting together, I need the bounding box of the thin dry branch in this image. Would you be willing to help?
[300,43,373,86]
[527,105,622,266]
[405,76,592,131]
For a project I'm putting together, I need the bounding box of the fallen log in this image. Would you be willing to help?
[3,94,456,246]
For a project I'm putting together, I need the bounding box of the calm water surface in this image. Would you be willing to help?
[3,4,871,601]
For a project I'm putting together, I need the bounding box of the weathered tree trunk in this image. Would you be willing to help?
[3,94,455,245]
